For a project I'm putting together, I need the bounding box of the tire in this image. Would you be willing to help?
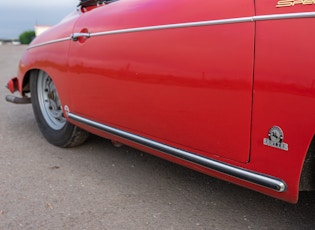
[30,70,89,147]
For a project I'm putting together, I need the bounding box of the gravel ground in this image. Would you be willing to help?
[0,45,314,230]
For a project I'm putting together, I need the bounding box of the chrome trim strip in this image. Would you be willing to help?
[69,113,287,192]
[28,12,315,49]
[28,37,71,50]
[89,12,315,37]
[253,12,315,21]
[90,17,253,37]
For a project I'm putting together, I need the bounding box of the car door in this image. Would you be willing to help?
[67,0,255,163]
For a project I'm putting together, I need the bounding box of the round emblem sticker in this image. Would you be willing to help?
[263,126,288,151]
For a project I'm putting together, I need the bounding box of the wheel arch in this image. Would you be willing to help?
[299,136,315,191]
[21,69,40,94]
[21,68,58,94]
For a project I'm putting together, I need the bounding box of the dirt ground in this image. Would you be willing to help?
[0,45,314,229]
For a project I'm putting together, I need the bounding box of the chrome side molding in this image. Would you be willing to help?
[28,12,315,50]
[69,113,287,193]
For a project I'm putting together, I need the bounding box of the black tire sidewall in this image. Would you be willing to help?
[30,71,76,147]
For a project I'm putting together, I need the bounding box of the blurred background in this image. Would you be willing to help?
[0,0,78,44]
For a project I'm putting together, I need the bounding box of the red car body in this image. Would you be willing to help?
[6,0,315,203]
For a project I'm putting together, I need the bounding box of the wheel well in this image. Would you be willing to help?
[22,70,39,94]
[299,136,315,191]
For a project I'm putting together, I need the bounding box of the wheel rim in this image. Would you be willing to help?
[37,71,66,130]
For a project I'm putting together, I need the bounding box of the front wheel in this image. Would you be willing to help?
[30,70,89,147]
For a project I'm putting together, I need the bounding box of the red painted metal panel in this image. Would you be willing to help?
[251,0,315,202]
[67,0,255,163]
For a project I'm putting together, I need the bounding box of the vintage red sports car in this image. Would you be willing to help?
[5,0,315,203]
